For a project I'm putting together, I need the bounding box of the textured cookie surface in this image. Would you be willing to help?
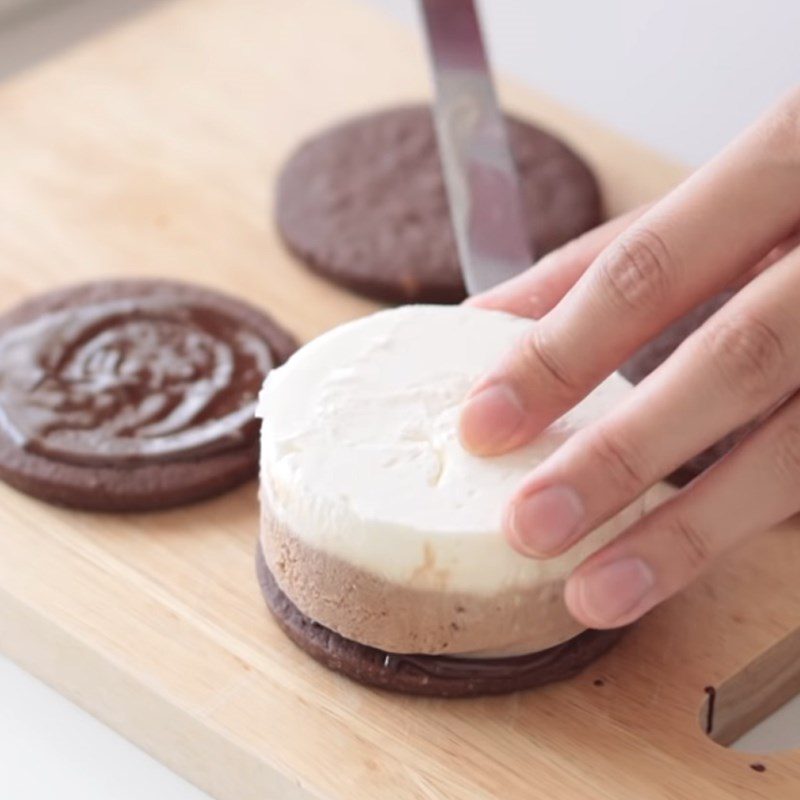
[257,545,624,698]
[620,290,753,485]
[275,105,602,303]
[0,279,296,511]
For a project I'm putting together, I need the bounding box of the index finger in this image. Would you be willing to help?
[466,205,649,319]
[460,89,800,456]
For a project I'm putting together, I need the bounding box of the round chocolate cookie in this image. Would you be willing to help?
[620,289,755,486]
[275,105,602,304]
[0,280,296,511]
[256,545,624,697]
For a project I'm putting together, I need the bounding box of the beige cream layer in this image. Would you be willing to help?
[260,506,586,656]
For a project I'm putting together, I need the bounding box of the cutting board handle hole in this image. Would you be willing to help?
[700,626,800,753]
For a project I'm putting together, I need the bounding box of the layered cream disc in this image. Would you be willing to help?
[257,305,645,656]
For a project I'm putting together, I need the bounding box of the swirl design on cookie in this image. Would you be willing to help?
[0,297,273,466]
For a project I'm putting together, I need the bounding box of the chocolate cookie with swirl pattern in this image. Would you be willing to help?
[0,280,296,511]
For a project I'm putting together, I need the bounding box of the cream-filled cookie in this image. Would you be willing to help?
[257,306,646,693]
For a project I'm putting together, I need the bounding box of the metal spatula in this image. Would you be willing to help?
[418,0,533,296]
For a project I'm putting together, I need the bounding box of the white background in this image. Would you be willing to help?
[369,0,800,166]
[0,1,798,798]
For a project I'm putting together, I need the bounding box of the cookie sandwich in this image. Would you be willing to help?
[257,305,644,696]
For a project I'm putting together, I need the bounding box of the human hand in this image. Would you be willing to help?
[459,88,800,631]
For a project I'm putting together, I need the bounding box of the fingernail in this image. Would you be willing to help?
[460,384,525,453]
[571,558,655,626]
[508,485,584,556]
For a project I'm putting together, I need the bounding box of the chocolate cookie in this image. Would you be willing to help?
[256,545,624,697]
[0,280,296,511]
[275,105,602,304]
[620,290,754,486]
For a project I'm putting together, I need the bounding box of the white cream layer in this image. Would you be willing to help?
[258,305,644,597]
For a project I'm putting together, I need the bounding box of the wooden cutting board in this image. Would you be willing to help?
[0,1,797,797]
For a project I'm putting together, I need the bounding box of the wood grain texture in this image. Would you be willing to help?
[0,0,797,797]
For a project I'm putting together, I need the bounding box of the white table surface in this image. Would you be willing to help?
[0,1,797,798]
